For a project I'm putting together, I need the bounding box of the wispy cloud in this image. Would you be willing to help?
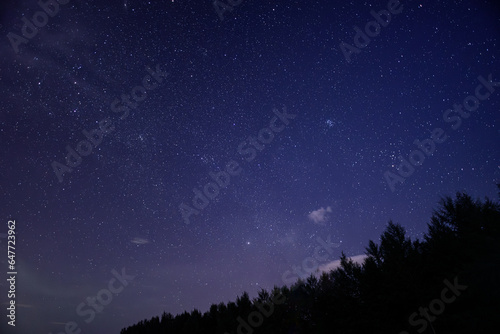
[131,237,150,245]
[16,303,35,308]
[308,206,332,225]
[318,254,368,273]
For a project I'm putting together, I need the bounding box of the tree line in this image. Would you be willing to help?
[121,188,500,333]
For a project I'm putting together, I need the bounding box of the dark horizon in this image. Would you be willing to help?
[120,190,500,333]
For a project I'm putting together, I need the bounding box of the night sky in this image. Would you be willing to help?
[0,0,499,333]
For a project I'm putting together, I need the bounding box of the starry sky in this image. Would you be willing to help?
[0,0,499,333]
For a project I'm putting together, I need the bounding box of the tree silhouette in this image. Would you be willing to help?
[120,189,500,334]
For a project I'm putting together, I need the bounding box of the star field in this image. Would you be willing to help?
[0,1,499,333]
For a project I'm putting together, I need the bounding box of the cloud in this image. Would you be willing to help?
[16,304,34,308]
[131,237,149,245]
[308,206,332,225]
[318,254,368,273]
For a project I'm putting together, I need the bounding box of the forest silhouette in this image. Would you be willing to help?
[121,188,500,334]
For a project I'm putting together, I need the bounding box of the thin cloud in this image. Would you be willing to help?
[318,254,368,273]
[308,206,332,225]
[131,237,150,245]
[16,303,35,308]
